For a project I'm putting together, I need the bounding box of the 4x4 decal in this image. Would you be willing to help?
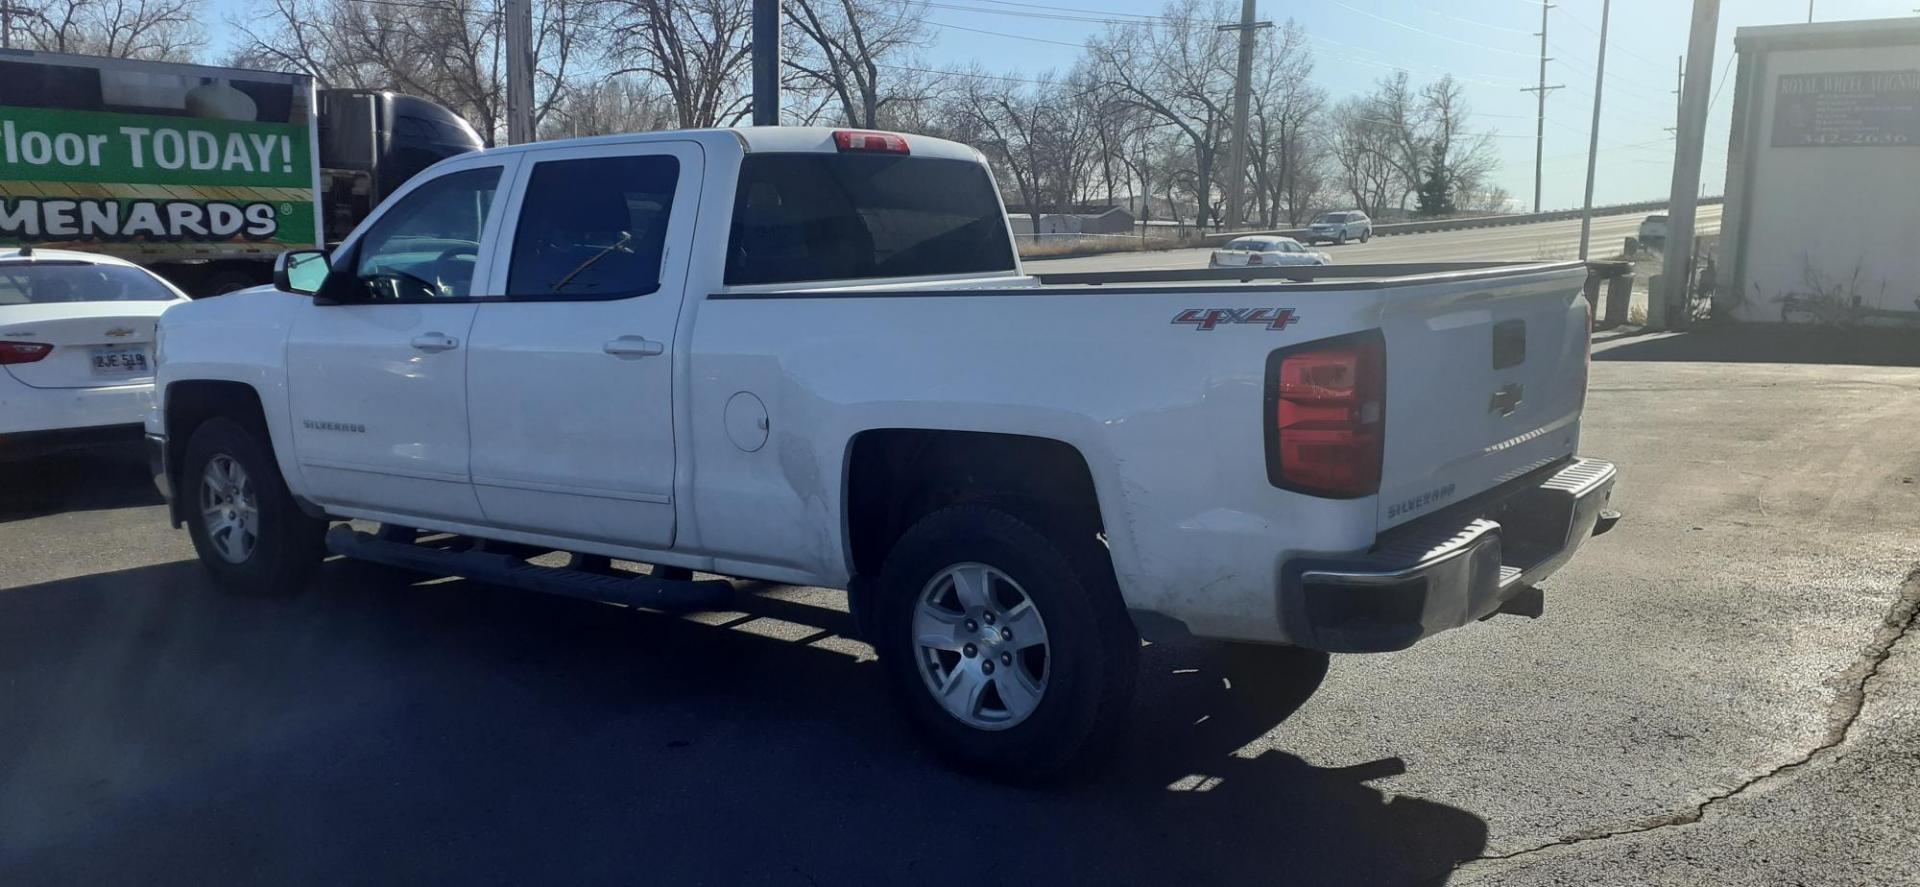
[1172,307,1299,331]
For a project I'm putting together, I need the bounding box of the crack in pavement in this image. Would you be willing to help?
[1437,568,1920,882]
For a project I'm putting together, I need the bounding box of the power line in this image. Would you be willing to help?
[1327,0,1536,58]
[1417,5,1533,37]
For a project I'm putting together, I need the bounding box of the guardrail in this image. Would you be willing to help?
[1199,196,1726,246]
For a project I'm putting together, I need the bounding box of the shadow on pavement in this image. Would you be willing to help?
[0,559,1488,886]
[1595,324,1920,367]
[0,444,159,523]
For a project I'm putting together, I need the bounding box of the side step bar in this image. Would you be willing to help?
[325,526,735,612]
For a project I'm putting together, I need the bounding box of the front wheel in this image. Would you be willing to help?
[182,417,327,595]
[875,503,1139,783]
[1336,231,1348,245]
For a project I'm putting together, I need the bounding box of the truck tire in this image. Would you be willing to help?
[874,503,1138,783]
[182,417,327,595]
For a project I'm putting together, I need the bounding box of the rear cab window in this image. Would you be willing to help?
[724,153,1016,286]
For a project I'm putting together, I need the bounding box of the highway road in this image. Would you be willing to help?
[1025,204,1725,273]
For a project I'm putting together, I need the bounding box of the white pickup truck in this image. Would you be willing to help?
[146,127,1617,780]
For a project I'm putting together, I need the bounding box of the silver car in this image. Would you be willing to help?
[1303,210,1372,245]
[1208,236,1332,268]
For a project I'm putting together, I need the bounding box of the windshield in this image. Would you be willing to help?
[1225,238,1274,251]
[1315,213,1346,224]
[0,262,178,305]
[725,153,1016,286]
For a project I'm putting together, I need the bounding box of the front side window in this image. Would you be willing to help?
[349,166,501,302]
[506,154,680,300]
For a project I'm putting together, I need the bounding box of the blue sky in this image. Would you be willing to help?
[202,0,1920,208]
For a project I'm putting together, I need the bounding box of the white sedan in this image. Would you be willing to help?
[0,248,189,459]
[1208,236,1332,268]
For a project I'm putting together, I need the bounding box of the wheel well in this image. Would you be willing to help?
[164,381,269,517]
[844,429,1104,583]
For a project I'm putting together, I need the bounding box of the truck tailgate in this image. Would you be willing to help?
[1375,266,1588,529]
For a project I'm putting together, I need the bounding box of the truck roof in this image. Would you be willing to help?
[472,127,985,163]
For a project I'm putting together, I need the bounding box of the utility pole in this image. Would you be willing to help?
[1522,1,1564,213]
[1668,55,1683,134]
[1578,0,1611,260]
[504,0,535,144]
[1218,0,1271,232]
[752,0,781,126]
[1653,0,1721,331]
[1,2,34,49]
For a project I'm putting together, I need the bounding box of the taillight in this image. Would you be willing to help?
[1578,297,1592,408]
[1247,253,1263,265]
[833,130,911,154]
[1264,331,1385,497]
[0,342,52,364]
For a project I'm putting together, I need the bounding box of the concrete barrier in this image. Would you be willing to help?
[1198,197,1726,246]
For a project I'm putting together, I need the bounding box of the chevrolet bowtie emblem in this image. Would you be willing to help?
[104,327,136,338]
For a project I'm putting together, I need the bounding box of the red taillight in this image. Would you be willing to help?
[833,130,911,154]
[0,342,52,364]
[1265,333,1385,497]
[1247,253,1264,265]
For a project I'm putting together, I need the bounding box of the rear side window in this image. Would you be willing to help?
[507,154,679,300]
[725,154,1015,286]
[0,262,178,304]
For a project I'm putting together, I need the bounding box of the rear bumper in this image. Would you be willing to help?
[1280,458,1618,653]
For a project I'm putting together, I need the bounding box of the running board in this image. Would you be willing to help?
[325,526,734,612]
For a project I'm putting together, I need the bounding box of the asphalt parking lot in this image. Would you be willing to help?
[4,326,1917,886]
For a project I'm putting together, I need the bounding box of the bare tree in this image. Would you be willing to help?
[943,69,1058,231]
[17,0,205,59]
[1087,0,1236,229]
[1418,75,1498,212]
[227,0,595,144]
[781,0,929,128]
[601,0,752,128]
[539,75,677,137]
[1329,96,1400,216]
[1244,20,1324,226]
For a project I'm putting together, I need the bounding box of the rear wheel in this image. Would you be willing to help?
[1360,228,1371,243]
[875,503,1138,783]
[182,417,326,594]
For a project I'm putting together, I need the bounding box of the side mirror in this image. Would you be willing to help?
[274,250,330,296]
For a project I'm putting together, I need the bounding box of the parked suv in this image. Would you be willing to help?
[1638,214,1668,250]
[1304,210,1372,245]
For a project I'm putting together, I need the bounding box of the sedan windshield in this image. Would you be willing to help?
[0,262,179,305]
[1225,238,1276,251]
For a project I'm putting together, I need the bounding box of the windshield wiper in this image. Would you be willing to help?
[551,231,633,293]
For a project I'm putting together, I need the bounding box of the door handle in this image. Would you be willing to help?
[603,336,665,358]
[410,333,460,353]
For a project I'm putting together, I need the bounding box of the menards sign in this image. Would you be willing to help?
[0,52,321,258]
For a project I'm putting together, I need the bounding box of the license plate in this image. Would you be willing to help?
[90,346,150,375]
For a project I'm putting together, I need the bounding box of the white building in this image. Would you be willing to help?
[1719,18,1920,325]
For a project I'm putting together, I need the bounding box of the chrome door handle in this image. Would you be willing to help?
[410,332,460,352]
[603,336,665,358]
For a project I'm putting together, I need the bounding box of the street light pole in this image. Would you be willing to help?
[753,0,781,126]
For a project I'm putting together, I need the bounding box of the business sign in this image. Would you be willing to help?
[0,53,319,257]
[1772,70,1920,147]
